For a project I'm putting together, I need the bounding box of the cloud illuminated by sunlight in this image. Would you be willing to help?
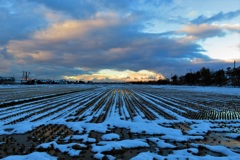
[198,33,240,61]
[63,69,165,82]
[1,0,239,79]
[33,16,119,42]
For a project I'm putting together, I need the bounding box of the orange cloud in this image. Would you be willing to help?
[179,24,219,35]
[30,51,54,61]
[33,13,120,42]
[7,12,122,63]
[178,23,240,40]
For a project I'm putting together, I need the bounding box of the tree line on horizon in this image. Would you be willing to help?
[131,66,240,87]
[1,66,239,86]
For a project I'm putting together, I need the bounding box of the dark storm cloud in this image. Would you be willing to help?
[27,0,174,20]
[9,25,209,73]
[191,10,240,24]
[28,0,97,19]
[5,9,215,79]
[0,0,48,45]
[28,65,90,80]
[0,47,12,59]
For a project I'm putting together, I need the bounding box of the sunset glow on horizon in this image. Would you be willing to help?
[64,69,165,82]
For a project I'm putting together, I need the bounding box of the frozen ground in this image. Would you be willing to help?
[152,85,240,96]
[0,84,239,159]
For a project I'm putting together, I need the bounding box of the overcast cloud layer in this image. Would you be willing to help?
[0,0,239,81]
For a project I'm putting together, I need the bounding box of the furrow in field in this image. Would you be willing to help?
[91,90,115,123]
[54,91,99,120]
[112,90,122,120]
[103,89,117,120]
[0,89,93,110]
[65,91,105,122]
[32,91,98,122]
[80,90,113,122]
[70,90,111,122]
[119,90,131,120]
[134,88,197,113]
[121,89,140,121]
[129,90,169,120]
[3,91,92,125]
[136,87,240,120]
[0,86,95,103]
[88,90,114,123]
[126,89,157,120]
[0,94,74,123]
[132,90,176,120]
[131,90,183,119]
[28,90,101,122]
[133,91,181,120]
[0,90,90,117]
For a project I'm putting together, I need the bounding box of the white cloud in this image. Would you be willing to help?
[198,33,240,60]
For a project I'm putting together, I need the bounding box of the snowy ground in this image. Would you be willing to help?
[152,85,240,96]
[0,84,239,159]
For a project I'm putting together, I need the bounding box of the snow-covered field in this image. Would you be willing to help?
[0,84,239,159]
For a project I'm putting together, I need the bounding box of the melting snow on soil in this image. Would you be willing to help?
[0,84,239,159]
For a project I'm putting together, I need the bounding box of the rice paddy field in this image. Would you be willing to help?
[0,84,239,160]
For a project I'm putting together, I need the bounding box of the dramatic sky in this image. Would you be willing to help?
[0,0,240,82]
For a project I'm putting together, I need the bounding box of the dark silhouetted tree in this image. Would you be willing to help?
[157,78,170,85]
[199,67,212,86]
[171,75,179,85]
[232,67,240,86]
[184,73,198,85]
[213,69,227,86]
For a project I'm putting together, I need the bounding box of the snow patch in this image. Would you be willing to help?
[92,139,149,153]
[2,152,57,160]
[101,133,120,141]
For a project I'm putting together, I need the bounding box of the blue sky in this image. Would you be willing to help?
[0,0,239,81]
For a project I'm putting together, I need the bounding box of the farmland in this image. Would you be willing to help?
[0,85,240,159]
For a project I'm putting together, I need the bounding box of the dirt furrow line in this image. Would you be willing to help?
[71,90,111,121]
[127,90,156,120]
[0,88,93,109]
[123,89,144,120]
[134,89,194,113]
[3,91,91,125]
[120,90,131,120]
[31,90,97,122]
[89,90,114,123]
[0,92,83,121]
[52,91,99,120]
[0,88,95,114]
[132,91,177,120]
[89,89,118,123]
[136,88,240,120]
[121,90,135,120]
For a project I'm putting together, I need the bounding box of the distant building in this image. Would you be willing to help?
[35,79,67,84]
[0,77,15,84]
[35,79,52,84]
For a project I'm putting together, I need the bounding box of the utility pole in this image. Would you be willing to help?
[233,61,236,87]
[21,71,30,84]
